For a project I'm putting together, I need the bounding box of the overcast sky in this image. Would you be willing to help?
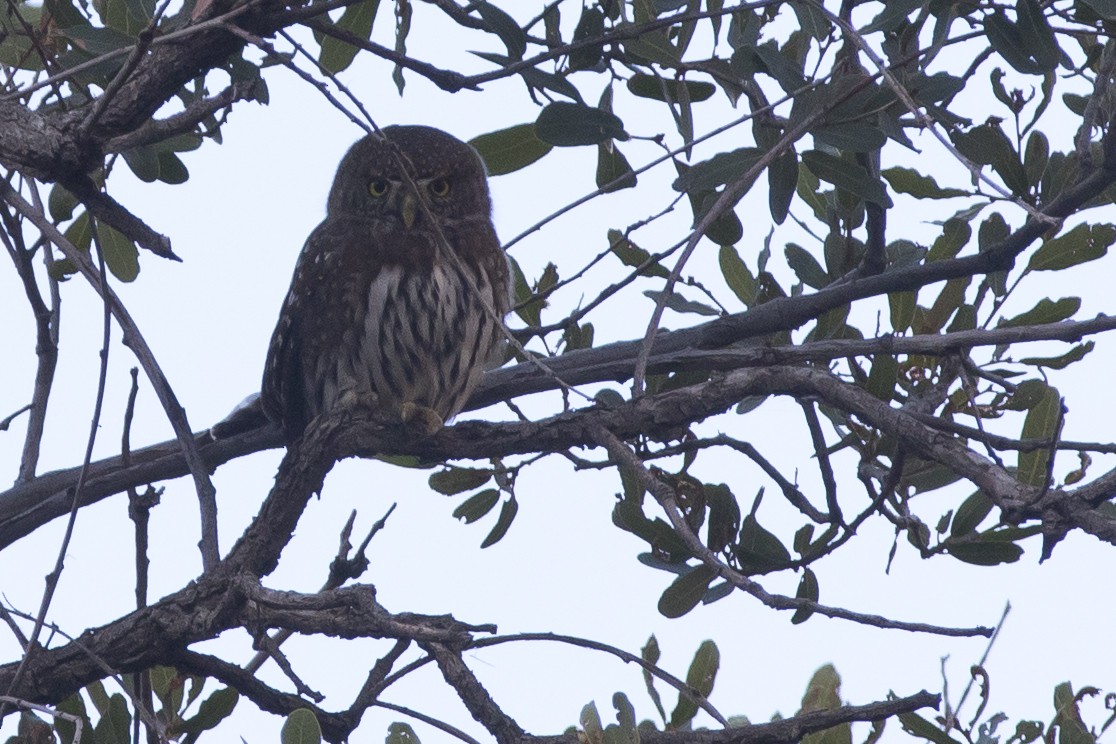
[2,5,1115,742]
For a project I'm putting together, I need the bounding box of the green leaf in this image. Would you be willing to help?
[475,1,525,59]
[181,688,238,743]
[596,142,637,192]
[469,124,552,176]
[983,10,1047,74]
[386,721,420,744]
[92,694,131,744]
[569,6,604,70]
[1023,130,1049,187]
[768,149,797,224]
[1016,382,1061,488]
[56,694,89,744]
[96,222,139,282]
[581,701,604,741]
[865,355,899,401]
[672,147,762,193]
[860,0,925,33]
[1015,0,1060,71]
[998,297,1080,328]
[947,538,1024,566]
[812,123,886,153]
[790,568,819,624]
[736,514,791,573]
[453,488,499,523]
[281,709,322,744]
[627,73,716,102]
[669,640,719,727]
[48,184,78,221]
[643,289,719,317]
[785,243,829,289]
[692,190,744,246]
[1053,683,1095,744]
[927,219,971,261]
[719,245,758,305]
[951,491,992,536]
[705,483,740,554]
[318,0,381,74]
[899,711,963,744]
[481,495,518,547]
[801,150,892,207]
[428,467,492,495]
[657,565,717,618]
[1020,341,1094,370]
[641,636,667,722]
[622,30,679,66]
[609,229,669,278]
[535,102,627,146]
[889,291,916,332]
[1026,223,1116,272]
[952,124,1028,195]
[882,167,967,199]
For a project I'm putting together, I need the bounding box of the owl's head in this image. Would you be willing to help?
[326,125,492,227]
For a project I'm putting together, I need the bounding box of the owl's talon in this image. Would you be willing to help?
[400,402,444,436]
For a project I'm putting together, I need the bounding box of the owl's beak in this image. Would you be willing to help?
[400,193,418,230]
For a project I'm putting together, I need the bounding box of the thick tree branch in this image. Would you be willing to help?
[3,316,1116,550]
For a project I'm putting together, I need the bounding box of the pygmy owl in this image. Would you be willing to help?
[261,125,511,442]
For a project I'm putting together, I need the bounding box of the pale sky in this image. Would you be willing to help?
[2,5,1115,742]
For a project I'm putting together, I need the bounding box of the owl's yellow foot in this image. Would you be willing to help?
[400,402,444,436]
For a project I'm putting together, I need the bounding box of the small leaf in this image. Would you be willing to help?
[899,712,964,744]
[596,142,637,192]
[865,355,899,401]
[999,297,1080,328]
[318,0,381,74]
[1016,382,1061,487]
[609,229,669,278]
[95,222,139,282]
[719,245,758,305]
[643,289,719,317]
[951,491,993,536]
[429,467,492,495]
[1026,223,1116,272]
[790,568,819,624]
[475,1,525,59]
[812,122,886,152]
[672,147,762,192]
[657,564,717,618]
[802,150,892,207]
[627,73,716,102]
[49,184,78,221]
[669,640,719,727]
[386,722,419,744]
[952,124,1028,195]
[469,124,552,176]
[947,538,1025,566]
[535,102,627,146]
[641,636,667,722]
[1020,341,1093,370]
[785,243,829,289]
[984,10,1046,74]
[569,7,605,70]
[767,148,797,224]
[736,514,791,574]
[481,495,518,547]
[281,709,322,744]
[882,167,967,199]
[453,488,500,523]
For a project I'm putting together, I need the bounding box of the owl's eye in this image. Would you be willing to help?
[368,178,390,197]
[429,178,451,198]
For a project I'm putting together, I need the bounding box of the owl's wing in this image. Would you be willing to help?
[261,228,327,440]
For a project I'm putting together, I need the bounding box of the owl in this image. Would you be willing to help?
[261,125,511,442]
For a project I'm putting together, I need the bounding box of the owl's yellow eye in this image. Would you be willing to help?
[429,178,451,198]
[368,178,390,197]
